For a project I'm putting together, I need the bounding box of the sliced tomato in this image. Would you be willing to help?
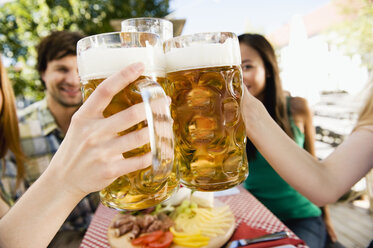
[132,235,148,245]
[131,231,164,245]
[148,231,173,248]
[142,231,164,243]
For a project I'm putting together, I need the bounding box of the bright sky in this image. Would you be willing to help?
[168,0,369,101]
[169,0,331,35]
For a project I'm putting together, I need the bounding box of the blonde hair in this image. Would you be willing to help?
[0,57,25,188]
[354,85,373,131]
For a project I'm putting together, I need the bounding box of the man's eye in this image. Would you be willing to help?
[57,67,68,73]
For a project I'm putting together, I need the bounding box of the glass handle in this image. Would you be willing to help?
[141,86,160,170]
[137,79,174,184]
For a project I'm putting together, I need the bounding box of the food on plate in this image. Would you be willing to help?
[171,200,234,247]
[108,189,235,248]
[190,191,214,208]
[170,227,210,247]
[110,212,174,239]
[131,230,173,248]
[162,187,192,206]
[174,203,234,236]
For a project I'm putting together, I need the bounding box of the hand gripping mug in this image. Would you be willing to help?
[77,32,178,210]
[164,32,248,191]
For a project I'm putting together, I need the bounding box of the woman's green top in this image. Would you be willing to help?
[243,97,321,221]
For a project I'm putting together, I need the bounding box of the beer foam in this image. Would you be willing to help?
[165,38,241,72]
[78,46,166,81]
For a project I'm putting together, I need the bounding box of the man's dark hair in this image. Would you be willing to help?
[36,30,84,86]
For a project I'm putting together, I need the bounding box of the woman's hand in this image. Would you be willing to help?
[0,62,159,248]
[48,62,152,198]
[240,86,269,136]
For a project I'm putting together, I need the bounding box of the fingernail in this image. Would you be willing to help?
[131,62,144,72]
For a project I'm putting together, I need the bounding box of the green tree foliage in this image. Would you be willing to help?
[0,0,170,101]
[331,0,373,72]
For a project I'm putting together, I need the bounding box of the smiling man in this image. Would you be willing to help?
[17,31,99,248]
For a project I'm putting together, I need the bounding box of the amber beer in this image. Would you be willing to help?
[77,32,177,210]
[165,32,248,191]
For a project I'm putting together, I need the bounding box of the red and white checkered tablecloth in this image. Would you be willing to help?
[217,187,296,235]
[80,186,305,248]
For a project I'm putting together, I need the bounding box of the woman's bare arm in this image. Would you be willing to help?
[242,87,373,206]
[0,62,151,248]
[291,96,339,241]
[0,198,9,218]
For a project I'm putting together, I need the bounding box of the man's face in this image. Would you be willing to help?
[41,55,81,108]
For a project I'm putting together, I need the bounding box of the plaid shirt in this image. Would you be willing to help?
[0,155,24,206]
[14,98,99,231]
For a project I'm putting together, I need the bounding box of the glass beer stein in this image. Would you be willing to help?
[121,17,173,42]
[121,17,173,93]
[77,32,178,210]
[164,32,248,191]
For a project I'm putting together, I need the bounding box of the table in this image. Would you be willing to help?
[80,186,303,248]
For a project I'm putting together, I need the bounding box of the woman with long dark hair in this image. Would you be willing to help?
[239,34,334,247]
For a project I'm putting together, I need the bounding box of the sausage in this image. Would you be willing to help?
[128,224,141,240]
[111,215,136,228]
[113,222,134,237]
[145,220,163,233]
[137,214,157,229]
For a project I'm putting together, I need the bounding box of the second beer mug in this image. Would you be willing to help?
[164,32,248,191]
[77,32,178,210]
[121,17,173,42]
[121,17,173,94]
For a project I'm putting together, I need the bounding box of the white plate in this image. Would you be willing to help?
[107,199,235,248]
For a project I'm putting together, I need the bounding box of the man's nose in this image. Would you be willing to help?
[66,70,80,85]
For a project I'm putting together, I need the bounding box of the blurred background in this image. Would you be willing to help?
[0,0,372,246]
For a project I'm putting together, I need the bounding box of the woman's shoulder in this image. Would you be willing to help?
[289,96,311,118]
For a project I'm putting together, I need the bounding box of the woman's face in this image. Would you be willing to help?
[240,43,266,100]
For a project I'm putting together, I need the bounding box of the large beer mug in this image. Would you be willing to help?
[77,32,178,210]
[121,17,173,42]
[164,32,248,191]
[121,17,173,94]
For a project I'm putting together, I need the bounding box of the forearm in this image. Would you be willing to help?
[0,198,10,218]
[0,63,149,248]
[242,92,337,205]
[0,167,83,248]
